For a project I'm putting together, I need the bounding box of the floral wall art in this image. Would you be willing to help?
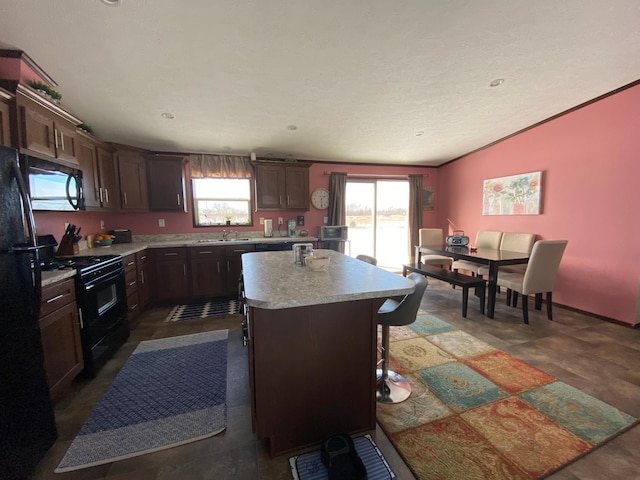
[482,171,542,215]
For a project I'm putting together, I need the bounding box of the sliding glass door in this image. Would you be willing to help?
[345,179,409,269]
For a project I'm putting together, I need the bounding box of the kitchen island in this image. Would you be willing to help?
[241,250,415,456]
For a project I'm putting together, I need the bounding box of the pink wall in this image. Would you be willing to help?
[34,161,437,241]
[437,84,640,325]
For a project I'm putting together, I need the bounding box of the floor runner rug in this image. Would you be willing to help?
[376,312,638,480]
[289,434,395,480]
[55,330,228,472]
[165,297,238,321]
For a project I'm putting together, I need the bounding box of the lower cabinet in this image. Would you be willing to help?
[150,247,190,301]
[136,250,151,311]
[39,277,83,399]
[150,244,256,302]
[123,254,140,324]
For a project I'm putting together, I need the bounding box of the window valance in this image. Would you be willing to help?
[189,154,254,179]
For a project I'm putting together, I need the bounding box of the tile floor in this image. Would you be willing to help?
[31,280,640,479]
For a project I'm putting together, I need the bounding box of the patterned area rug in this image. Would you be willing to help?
[376,312,638,480]
[55,330,228,472]
[289,434,396,480]
[165,298,238,321]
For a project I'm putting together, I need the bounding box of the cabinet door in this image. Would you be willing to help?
[18,99,56,158]
[96,147,120,209]
[255,164,286,209]
[285,166,310,209]
[55,120,78,166]
[123,254,140,322]
[77,137,101,208]
[0,100,11,147]
[117,151,149,210]
[224,245,255,295]
[151,248,189,300]
[136,250,151,310]
[147,157,185,211]
[190,246,225,297]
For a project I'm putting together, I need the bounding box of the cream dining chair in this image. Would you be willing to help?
[452,230,503,275]
[417,228,453,269]
[477,231,536,277]
[497,240,568,324]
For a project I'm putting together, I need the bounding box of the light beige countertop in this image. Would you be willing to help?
[242,249,415,309]
[40,234,319,286]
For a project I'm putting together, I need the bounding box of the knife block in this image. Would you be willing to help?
[57,234,79,256]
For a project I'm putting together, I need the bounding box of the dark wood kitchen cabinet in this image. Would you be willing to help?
[14,89,80,167]
[116,149,148,211]
[123,254,140,325]
[190,246,226,298]
[96,146,120,209]
[39,277,83,399]
[150,247,189,301]
[146,155,186,211]
[255,162,310,210]
[224,244,255,295]
[0,87,12,147]
[76,132,101,208]
[136,250,151,311]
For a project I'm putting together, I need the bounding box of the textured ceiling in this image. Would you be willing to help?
[1,0,639,166]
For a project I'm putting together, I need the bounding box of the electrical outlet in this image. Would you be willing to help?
[259,217,264,225]
[100,220,105,230]
[324,216,328,224]
[297,215,304,226]
[278,217,283,225]
[64,222,69,231]
[158,218,165,227]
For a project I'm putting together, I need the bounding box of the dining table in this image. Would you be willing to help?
[415,244,530,318]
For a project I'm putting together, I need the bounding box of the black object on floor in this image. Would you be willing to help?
[321,433,368,480]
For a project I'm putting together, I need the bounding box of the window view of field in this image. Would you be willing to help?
[345,180,409,270]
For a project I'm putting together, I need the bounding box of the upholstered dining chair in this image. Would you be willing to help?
[477,231,536,277]
[417,228,453,269]
[497,240,568,324]
[355,254,377,265]
[452,230,503,275]
[376,273,428,404]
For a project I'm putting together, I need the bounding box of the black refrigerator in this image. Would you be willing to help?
[0,145,57,479]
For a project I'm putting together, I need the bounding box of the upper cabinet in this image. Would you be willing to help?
[115,148,148,211]
[146,155,186,212]
[255,162,310,210]
[0,88,12,147]
[76,134,121,210]
[13,85,80,167]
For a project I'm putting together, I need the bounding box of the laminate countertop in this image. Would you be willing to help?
[241,249,415,310]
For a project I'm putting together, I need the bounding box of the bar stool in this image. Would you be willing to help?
[376,273,428,404]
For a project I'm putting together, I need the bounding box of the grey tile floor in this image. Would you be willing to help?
[31,280,640,479]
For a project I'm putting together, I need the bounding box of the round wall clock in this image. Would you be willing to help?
[311,187,330,209]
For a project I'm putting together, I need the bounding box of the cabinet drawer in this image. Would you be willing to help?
[125,266,138,291]
[135,250,148,264]
[40,277,76,317]
[151,247,187,259]
[123,253,137,271]
[224,244,255,256]
[191,246,224,257]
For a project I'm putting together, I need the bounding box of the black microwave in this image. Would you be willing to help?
[22,156,85,211]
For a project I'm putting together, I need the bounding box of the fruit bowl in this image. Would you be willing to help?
[305,255,330,271]
[96,239,113,247]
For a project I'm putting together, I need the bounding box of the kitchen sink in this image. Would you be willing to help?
[195,238,251,243]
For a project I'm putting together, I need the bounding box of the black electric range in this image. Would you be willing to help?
[37,235,129,377]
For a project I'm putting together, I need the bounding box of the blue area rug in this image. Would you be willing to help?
[55,330,228,472]
[289,434,395,480]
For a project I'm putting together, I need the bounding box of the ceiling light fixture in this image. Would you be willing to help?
[161,112,175,119]
[490,78,505,87]
[287,125,297,131]
[100,0,122,6]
